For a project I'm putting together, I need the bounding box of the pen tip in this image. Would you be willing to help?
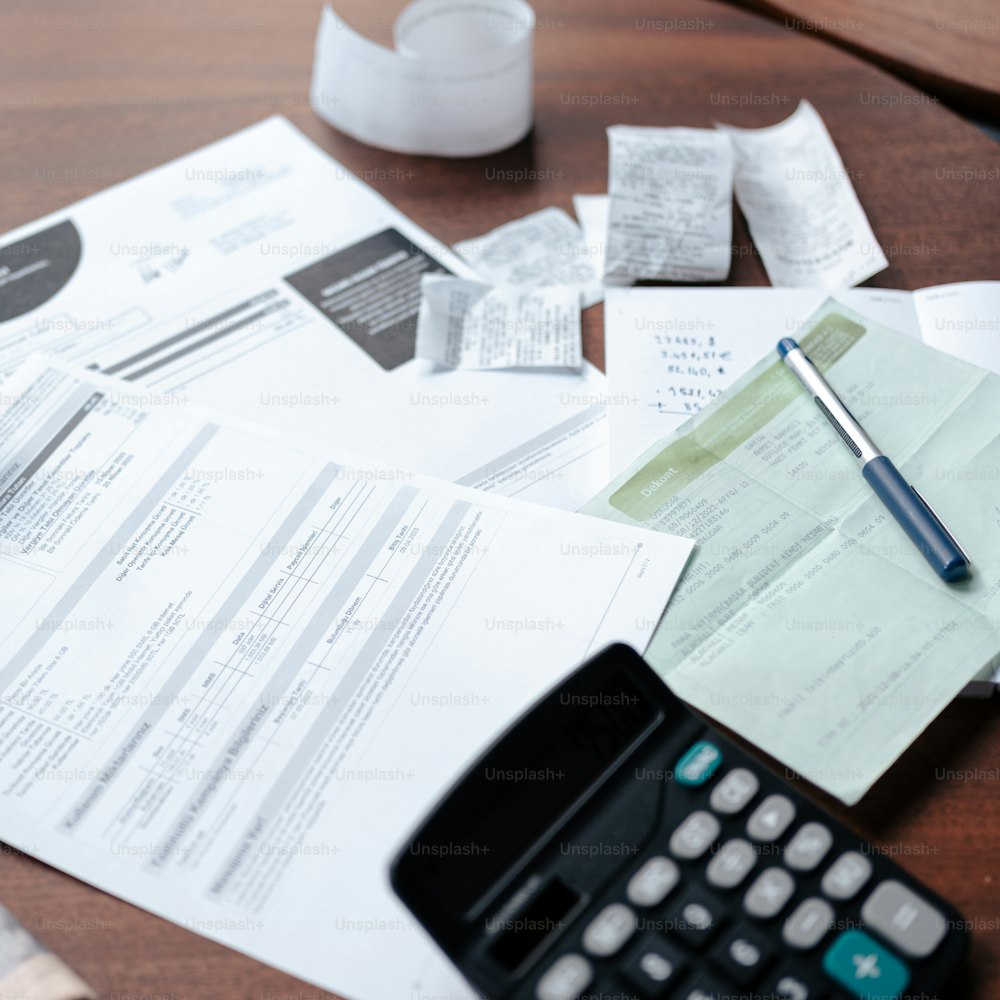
[777,338,799,359]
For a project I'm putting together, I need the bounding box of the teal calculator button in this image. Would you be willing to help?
[674,741,722,786]
[823,929,910,1000]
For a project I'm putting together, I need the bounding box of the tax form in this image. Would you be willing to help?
[0,359,693,1000]
[0,116,609,510]
[586,300,1000,804]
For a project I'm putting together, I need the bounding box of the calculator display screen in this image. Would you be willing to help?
[423,671,660,915]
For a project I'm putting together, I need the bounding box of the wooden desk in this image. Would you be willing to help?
[1,1,999,998]
[729,0,1000,116]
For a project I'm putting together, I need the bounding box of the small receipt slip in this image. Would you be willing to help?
[415,275,583,371]
[604,125,733,284]
[719,101,887,289]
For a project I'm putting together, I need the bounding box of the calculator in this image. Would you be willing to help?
[390,644,968,1000]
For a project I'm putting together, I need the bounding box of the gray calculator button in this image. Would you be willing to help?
[743,867,796,918]
[670,810,721,860]
[784,822,833,871]
[706,838,757,889]
[581,902,636,957]
[709,767,759,814]
[861,879,947,957]
[626,855,680,907]
[746,794,796,842]
[782,897,835,949]
[536,953,593,1000]
[821,851,872,900]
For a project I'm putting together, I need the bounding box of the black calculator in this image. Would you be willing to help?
[391,644,968,1000]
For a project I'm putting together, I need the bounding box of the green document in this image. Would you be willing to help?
[584,300,1000,804]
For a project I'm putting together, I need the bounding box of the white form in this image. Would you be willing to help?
[452,207,604,309]
[0,359,693,1000]
[915,281,1000,373]
[718,101,888,289]
[0,116,609,511]
[415,275,582,371]
[604,126,733,284]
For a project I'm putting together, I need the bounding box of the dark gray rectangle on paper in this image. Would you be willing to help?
[283,227,453,371]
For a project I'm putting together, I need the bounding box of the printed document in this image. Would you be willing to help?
[586,300,1000,804]
[0,116,610,510]
[0,359,693,1000]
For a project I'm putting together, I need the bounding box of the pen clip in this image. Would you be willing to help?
[911,486,972,566]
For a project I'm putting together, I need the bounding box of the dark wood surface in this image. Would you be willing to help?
[1,2,999,998]
[729,0,1000,115]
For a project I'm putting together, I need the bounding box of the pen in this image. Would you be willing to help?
[776,337,971,583]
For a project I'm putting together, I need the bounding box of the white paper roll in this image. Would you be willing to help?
[310,0,535,157]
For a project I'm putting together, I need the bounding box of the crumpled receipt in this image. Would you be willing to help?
[415,275,582,371]
[604,125,734,284]
[453,207,604,307]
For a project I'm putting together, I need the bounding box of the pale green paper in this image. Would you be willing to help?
[584,299,1000,804]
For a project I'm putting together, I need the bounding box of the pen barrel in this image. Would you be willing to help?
[861,457,969,583]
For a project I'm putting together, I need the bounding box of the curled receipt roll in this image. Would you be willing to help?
[310,0,535,156]
[0,905,96,1000]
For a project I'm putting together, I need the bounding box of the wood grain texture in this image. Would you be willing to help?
[0,2,998,998]
[728,0,1000,115]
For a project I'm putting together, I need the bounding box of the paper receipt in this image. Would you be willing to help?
[415,276,582,371]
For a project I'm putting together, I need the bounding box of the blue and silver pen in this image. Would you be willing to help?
[776,337,971,583]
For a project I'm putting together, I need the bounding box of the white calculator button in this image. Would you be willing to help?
[669,810,721,860]
[709,767,759,814]
[821,850,873,900]
[581,902,637,957]
[782,897,835,949]
[626,855,680,907]
[536,953,593,1000]
[861,879,947,957]
[784,822,833,871]
[746,794,796,842]
[705,838,757,889]
[743,867,796,918]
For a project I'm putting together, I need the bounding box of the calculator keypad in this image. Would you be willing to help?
[708,767,759,814]
[860,879,947,958]
[783,897,835,950]
[820,851,872,900]
[668,888,725,948]
[535,953,592,1000]
[528,737,955,1000]
[746,794,797,842]
[581,903,636,957]
[744,867,796,919]
[711,924,772,984]
[669,811,720,860]
[622,934,686,997]
[705,838,756,889]
[625,856,679,908]
[784,822,833,872]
